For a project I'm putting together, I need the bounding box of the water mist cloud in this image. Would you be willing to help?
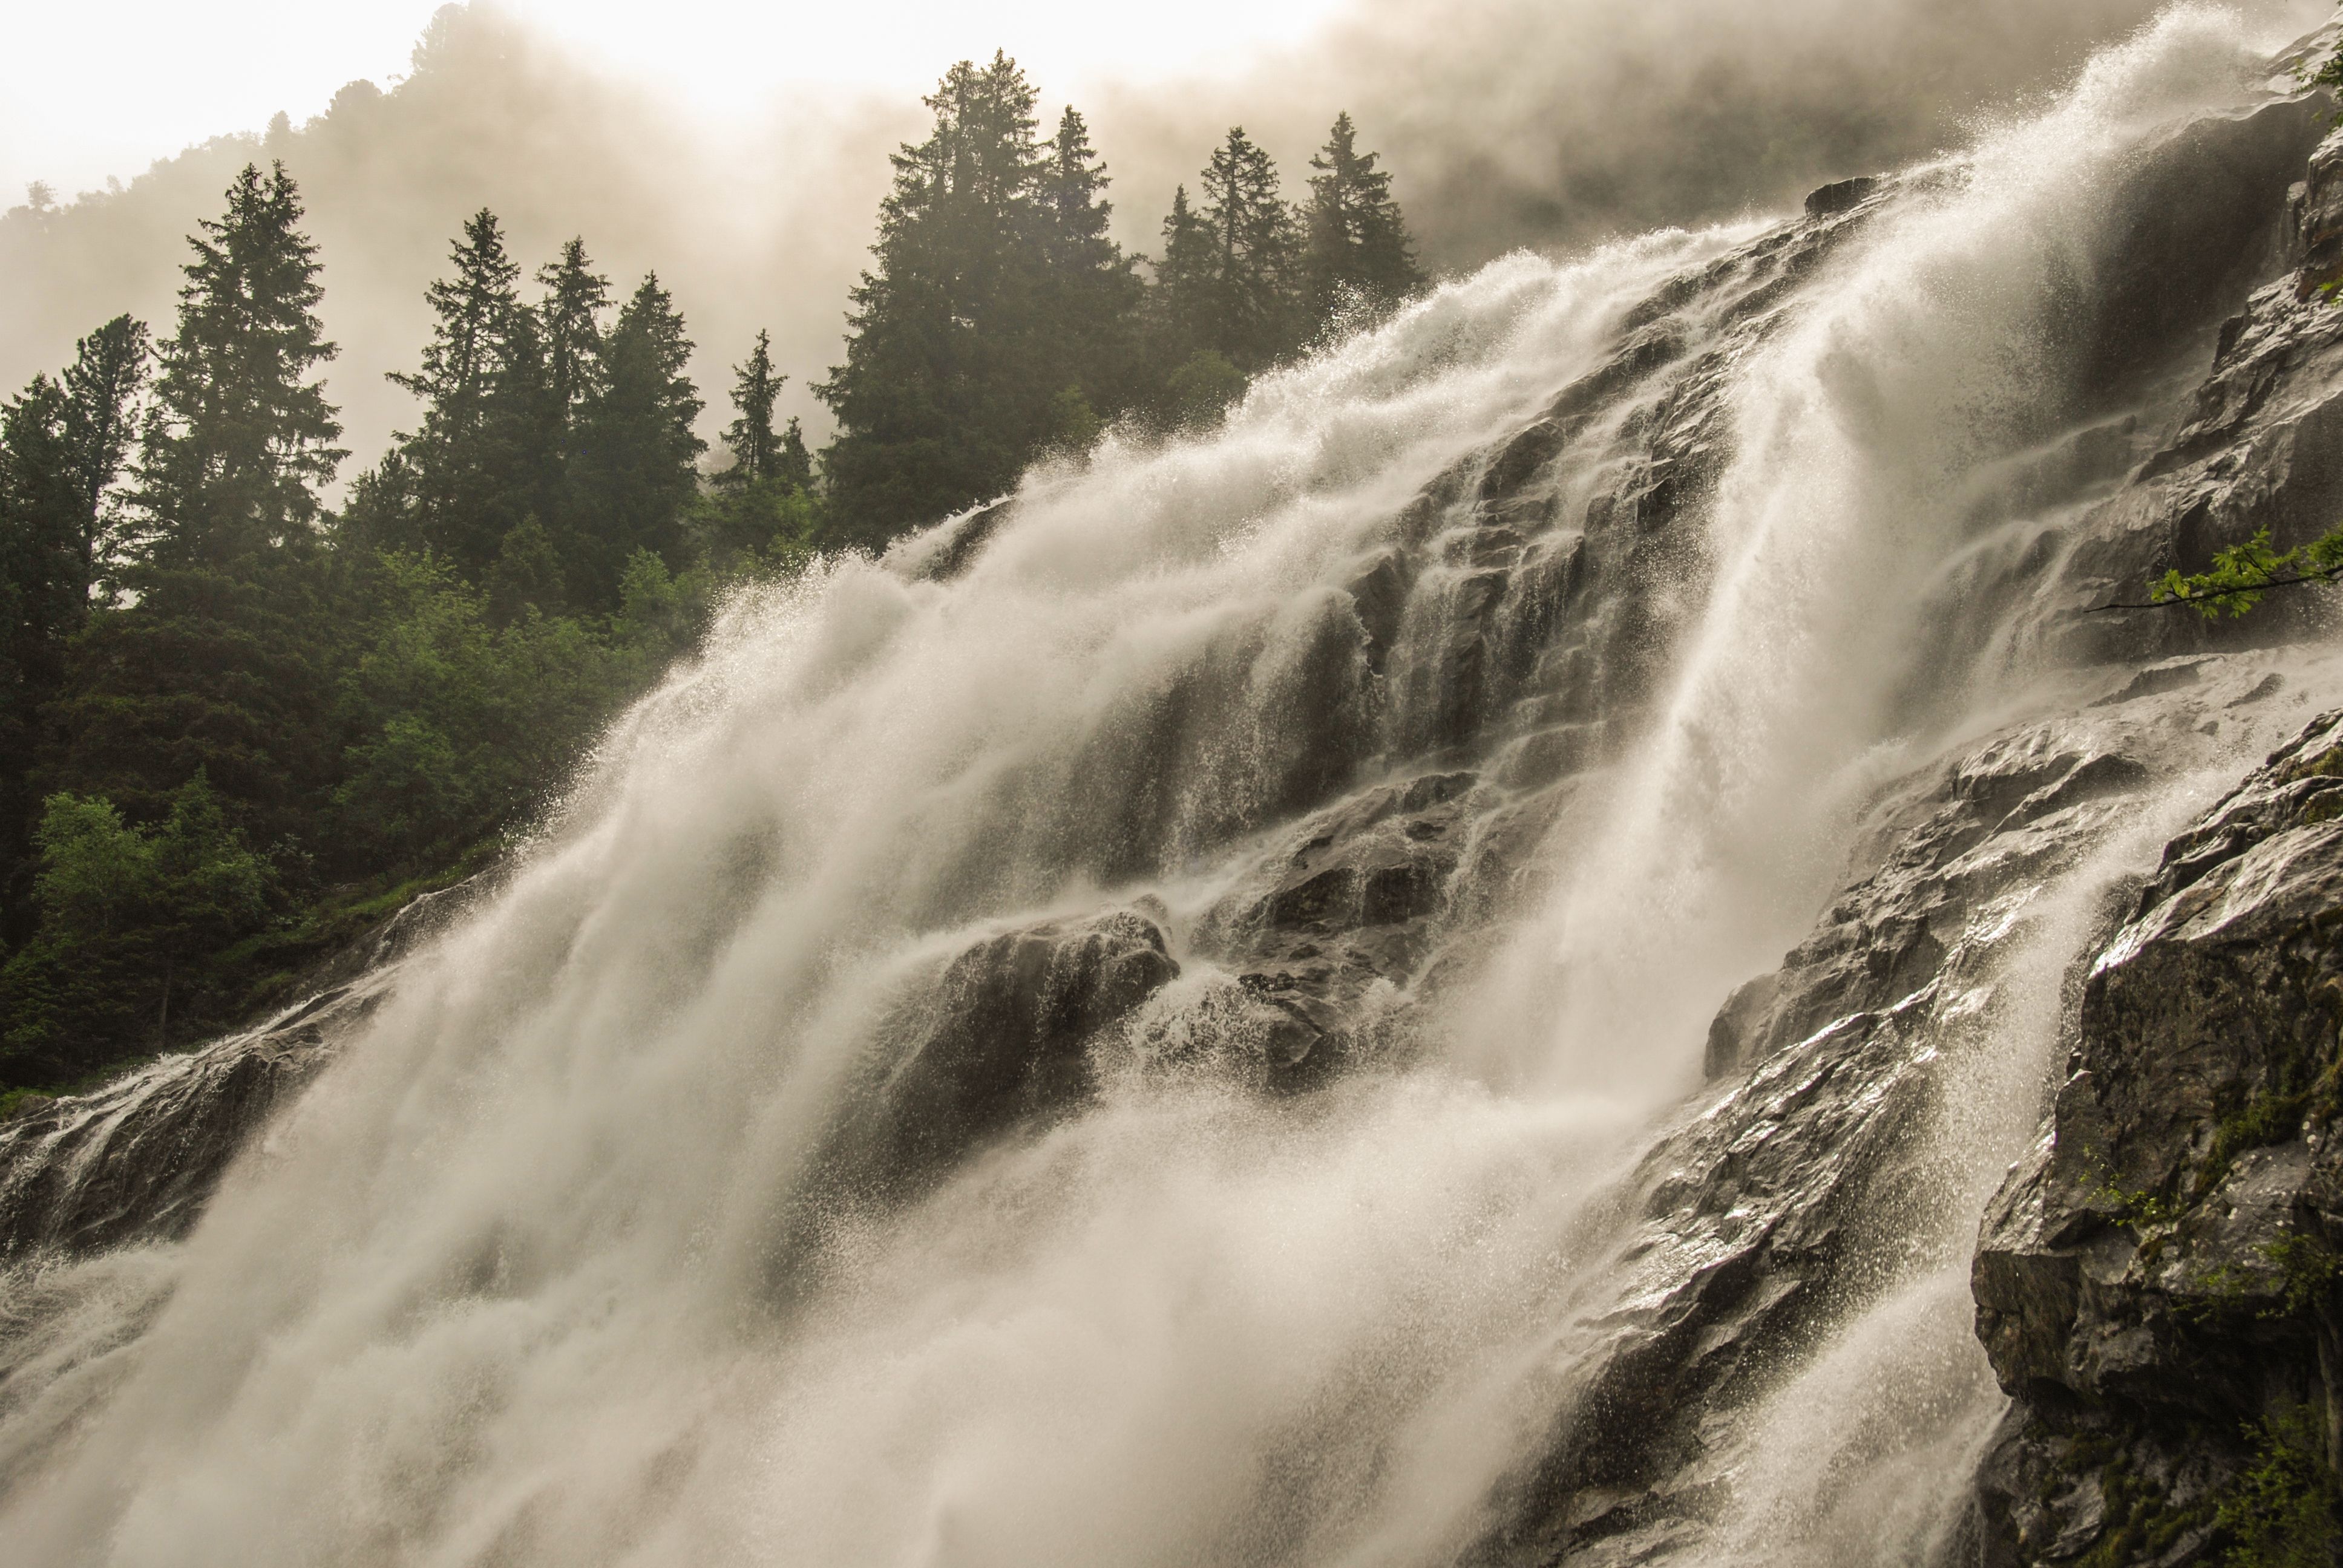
[1087,0,2329,269]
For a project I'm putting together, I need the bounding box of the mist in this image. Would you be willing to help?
[0,0,2324,483]
[1126,0,2313,265]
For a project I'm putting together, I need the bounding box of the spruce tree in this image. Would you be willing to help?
[1039,106,1142,410]
[777,417,813,492]
[53,165,341,847]
[536,238,610,445]
[1152,186,1219,373]
[384,208,541,572]
[562,272,703,607]
[1195,127,1303,371]
[1,376,85,938]
[719,328,786,487]
[133,162,342,572]
[1303,113,1425,327]
[1,325,148,923]
[59,315,151,588]
[819,53,1063,544]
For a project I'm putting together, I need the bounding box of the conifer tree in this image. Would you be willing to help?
[819,53,1065,544]
[0,319,147,668]
[1303,113,1425,327]
[777,417,813,492]
[513,237,612,581]
[0,379,80,652]
[1039,106,1142,408]
[54,166,340,849]
[133,163,342,572]
[719,328,786,488]
[1,324,148,902]
[536,238,609,441]
[384,208,541,572]
[563,272,703,606]
[1,375,85,933]
[1153,185,1219,367]
[1194,127,1303,371]
[60,315,151,586]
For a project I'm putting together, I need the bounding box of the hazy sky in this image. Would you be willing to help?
[3,0,1350,199]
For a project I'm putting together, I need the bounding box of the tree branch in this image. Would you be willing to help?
[2091,563,2343,613]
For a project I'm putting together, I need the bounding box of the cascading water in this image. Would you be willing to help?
[3,8,2339,1566]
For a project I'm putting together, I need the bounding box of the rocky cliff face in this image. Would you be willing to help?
[1970,711,2343,1566]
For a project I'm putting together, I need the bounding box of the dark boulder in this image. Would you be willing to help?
[1804,176,1881,218]
[833,908,1179,1192]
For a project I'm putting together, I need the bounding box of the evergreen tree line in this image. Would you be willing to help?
[0,57,1424,1096]
[0,164,795,1090]
[818,56,1424,545]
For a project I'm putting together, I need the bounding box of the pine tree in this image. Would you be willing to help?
[1038,106,1142,410]
[1152,185,1218,368]
[1,322,149,941]
[133,163,343,573]
[384,208,540,572]
[562,272,703,607]
[537,238,609,442]
[719,328,787,488]
[1195,127,1303,371]
[1303,113,1425,328]
[59,315,151,589]
[818,53,1065,544]
[777,417,813,491]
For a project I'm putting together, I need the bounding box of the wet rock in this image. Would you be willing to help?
[1470,680,2232,1565]
[0,877,490,1258]
[1804,175,1881,217]
[2089,656,2212,708]
[1705,730,2152,1082]
[2296,125,2343,299]
[1345,548,1413,673]
[1479,991,1948,1567]
[834,908,1179,1192]
[1968,710,2343,1566]
[900,497,1013,582]
[0,974,390,1256]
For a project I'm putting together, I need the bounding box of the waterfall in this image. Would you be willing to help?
[1,8,2335,1566]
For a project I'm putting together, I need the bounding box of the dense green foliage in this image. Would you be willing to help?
[2216,1403,2342,1567]
[0,165,807,1089]
[0,60,1424,1094]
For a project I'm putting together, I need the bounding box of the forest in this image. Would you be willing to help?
[0,54,1424,1097]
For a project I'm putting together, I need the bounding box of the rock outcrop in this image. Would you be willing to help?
[831,908,1179,1194]
[1970,711,2343,1566]
[0,876,480,1258]
[0,973,390,1256]
[1468,659,2315,1567]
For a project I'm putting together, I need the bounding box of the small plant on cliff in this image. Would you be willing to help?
[2217,1403,2342,1567]
[2264,1233,2343,1317]
[2103,527,2343,618]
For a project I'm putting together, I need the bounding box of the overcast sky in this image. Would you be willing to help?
[2,0,1349,200]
